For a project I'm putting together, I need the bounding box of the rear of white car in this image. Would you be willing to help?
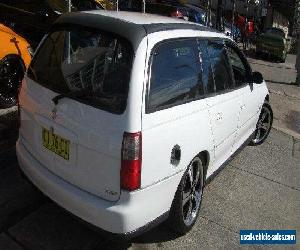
[17,12,163,235]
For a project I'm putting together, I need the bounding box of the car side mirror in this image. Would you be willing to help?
[252,71,264,84]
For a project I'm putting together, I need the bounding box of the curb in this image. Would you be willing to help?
[272,125,300,141]
[269,89,300,101]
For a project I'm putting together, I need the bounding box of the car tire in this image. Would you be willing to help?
[249,102,273,146]
[0,55,25,109]
[167,156,204,235]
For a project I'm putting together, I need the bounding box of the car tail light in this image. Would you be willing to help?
[170,10,184,19]
[121,132,142,191]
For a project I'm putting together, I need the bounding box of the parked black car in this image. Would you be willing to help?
[0,0,103,49]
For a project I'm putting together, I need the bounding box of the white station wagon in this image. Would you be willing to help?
[16,10,273,236]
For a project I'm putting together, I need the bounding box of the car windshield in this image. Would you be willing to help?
[265,28,285,38]
[27,26,133,114]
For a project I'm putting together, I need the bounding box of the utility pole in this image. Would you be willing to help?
[243,0,250,50]
[232,0,236,39]
[207,0,212,27]
[216,0,223,31]
[295,0,300,85]
[142,0,146,13]
[67,0,71,64]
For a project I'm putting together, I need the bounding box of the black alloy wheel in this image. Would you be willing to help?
[0,55,25,108]
[250,102,273,145]
[168,156,204,235]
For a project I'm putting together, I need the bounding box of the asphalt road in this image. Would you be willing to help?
[0,54,299,249]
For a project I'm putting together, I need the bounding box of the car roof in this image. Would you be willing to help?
[54,10,222,51]
[84,10,191,25]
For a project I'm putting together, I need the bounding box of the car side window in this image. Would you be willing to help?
[197,39,215,94]
[147,39,204,112]
[207,40,234,92]
[226,44,250,87]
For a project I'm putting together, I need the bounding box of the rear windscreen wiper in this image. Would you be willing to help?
[52,90,92,105]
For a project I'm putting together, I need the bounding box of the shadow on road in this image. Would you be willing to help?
[285,110,300,134]
[266,79,296,85]
[244,49,296,68]
[250,61,295,71]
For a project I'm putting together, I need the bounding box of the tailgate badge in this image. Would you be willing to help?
[51,107,57,120]
[105,189,118,196]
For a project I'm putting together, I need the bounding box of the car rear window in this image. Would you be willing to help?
[27,25,133,114]
[147,38,204,112]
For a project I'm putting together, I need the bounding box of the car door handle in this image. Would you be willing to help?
[216,112,223,120]
[240,105,246,110]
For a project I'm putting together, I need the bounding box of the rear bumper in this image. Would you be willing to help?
[256,45,285,58]
[16,138,181,236]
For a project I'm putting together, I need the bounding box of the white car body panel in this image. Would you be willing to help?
[205,90,240,174]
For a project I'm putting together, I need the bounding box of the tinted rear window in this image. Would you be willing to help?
[28,26,133,114]
[147,39,204,111]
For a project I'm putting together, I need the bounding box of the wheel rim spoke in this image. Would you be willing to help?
[253,106,271,143]
[182,190,191,206]
[256,128,261,140]
[261,112,267,122]
[261,122,269,131]
[185,199,193,221]
[193,190,201,207]
[188,167,193,186]
[193,165,200,187]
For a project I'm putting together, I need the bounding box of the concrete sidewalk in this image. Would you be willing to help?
[249,54,300,140]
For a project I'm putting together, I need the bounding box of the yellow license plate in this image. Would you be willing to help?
[42,127,70,160]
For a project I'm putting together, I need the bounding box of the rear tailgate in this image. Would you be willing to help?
[19,78,125,201]
[19,24,134,202]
